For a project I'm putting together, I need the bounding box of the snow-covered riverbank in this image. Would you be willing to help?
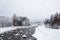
[0,24,60,40]
[33,24,60,40]
[0,26,37,34]
[0,26,36,40]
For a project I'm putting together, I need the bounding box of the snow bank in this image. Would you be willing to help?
[0,26,36,34]
[0,27,17,33]
[0,24,60,40]
[33,24,60,40]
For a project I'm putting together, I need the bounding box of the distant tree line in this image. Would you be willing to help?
[0,14,30,27]
[12,14,30,26]
[44,12,60,29]
[0,16,12,27]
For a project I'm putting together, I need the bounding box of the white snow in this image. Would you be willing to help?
[0,24,60,40]
[0,27,17,33]
[0,26,25,33]
[33,24,60,40]
[0,26,36,34]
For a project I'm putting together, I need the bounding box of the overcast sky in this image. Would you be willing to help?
[0,0,60,21]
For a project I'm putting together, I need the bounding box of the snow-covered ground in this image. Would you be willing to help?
[0,26,36,34]
[33,24,60,40]
[0,27,17,33]
[0,24,60,40]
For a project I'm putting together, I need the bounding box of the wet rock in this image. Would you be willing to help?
[0,27,37,40]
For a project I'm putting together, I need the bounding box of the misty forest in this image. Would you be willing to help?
[0,12,60,40]
[0,0,60,40]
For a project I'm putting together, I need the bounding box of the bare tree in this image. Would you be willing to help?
[12,14,18,26]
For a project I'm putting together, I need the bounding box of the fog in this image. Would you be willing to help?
[0,0,60,21]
